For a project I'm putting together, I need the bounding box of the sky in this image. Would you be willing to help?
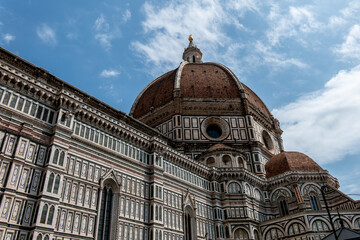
[1,0,360,199]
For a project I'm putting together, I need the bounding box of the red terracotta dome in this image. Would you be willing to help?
[265,151,323,178]
[130,62,272,120]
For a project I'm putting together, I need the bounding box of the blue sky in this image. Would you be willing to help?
[1,0,360,199]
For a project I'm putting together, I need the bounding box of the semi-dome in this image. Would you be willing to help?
[265,151,323,178]
[130,39,273,127]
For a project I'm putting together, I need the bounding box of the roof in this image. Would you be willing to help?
[130,62,272,120]
[322,228,360,240]
[265,151,323,178]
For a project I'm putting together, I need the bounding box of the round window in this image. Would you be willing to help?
[201,117,230,141]
[206,124,222,138]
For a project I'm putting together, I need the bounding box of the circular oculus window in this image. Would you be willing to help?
[201,117,230,141]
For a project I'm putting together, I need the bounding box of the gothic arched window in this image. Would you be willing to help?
[310,193,320,211]
[97,187,114,240]
[228,182,241,194]
[234,228,249,240]
[47,206,55,225]
[278,198,289,217]
[53,149,59,164]
[59,151,65,166]
[184,206,196,240]
[47,173,54,192]
[40,204,48,224]
[53,175,61,194]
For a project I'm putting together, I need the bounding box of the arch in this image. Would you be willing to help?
[59,151,65,166]
[253,188,263,201]
[278,197,289,217]
[206,157,215,166]
[301,183,321,196]
[237,156,246,169]
[47,206,55,225]
[311,218,330,232]
[253,229,260,240]
[47,173,54,192]
[286,221,306,235]
[52,149,59,164]
[262,130,274,151]
[309,192,321,211]
[263,227,284,240]
[36,234,42,240]
[353,217,360,229]
[97,174,120,240]
[270,187,292,202]
[227,181,242,194]
[184,205,196,240]
[40,204,48,224]
[233,227,249,240]
[333,217,351,229]
[244,183,252,196]
[53,175,61,194]
[222,155,231,167]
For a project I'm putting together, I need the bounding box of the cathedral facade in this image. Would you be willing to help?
[0,38,359,240]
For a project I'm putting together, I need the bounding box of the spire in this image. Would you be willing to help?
[182,35,202,63]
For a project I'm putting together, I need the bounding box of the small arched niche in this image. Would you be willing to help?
[262,130,274,152]
[222,155,231,167]
[206,157,216,167]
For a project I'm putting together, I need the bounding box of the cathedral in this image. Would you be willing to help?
[0,36,359,240]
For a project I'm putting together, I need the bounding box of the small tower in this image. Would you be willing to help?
[182,35,203,63]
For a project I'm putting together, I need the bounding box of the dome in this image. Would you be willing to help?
[130,62,272,120]
[265,151,323,178]
[129,38,275,130]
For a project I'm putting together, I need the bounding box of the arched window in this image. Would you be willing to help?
[312,219,329,231]
[288,222,305,235]
[228,182,241,194]
[184,206,196,240]
[53,175,61,194]
[310,193,320,211]
[254,189,263,201]
[59,151,65,166]
[36,234,42,240]
[234,228,249,240]
[192,56,196,63]
[265,228,284,240]
[47,206,55,225]
[44,236,49,240]
[222,155,231,166]
[254,230,260,240]
[155,205,159,220]
[98,187,114,240]
[159,206,162,221]
[53,149,59,164]
[47,173,54,192]
[278,198,289,217]
[40,204,48,224]
[334,218,350,230]
[159,230,162,240]
[354,218,360,229]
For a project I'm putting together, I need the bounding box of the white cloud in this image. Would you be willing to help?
[334,24,360,60]
[93,14,121,51]
[254,41,308,69]
[95,14,110,32]
[36,24,57,45]
[273,65,360,164]
[100,69,120,78]
[2,33,15,44]
[122,9,131,23]
[266,5,320,46]
[132,0,258,71]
